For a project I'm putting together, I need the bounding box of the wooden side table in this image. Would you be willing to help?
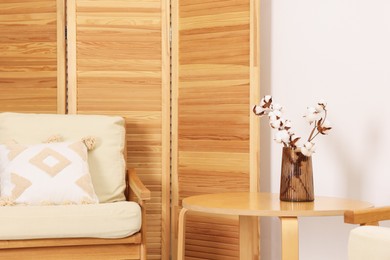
[177,192,372,260]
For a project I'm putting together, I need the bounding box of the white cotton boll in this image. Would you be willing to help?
[320,120,332,134]
[268,110,282,119]
[264,95,272,103]
[272,103,283,111]
[301,146,310,156]
[301,142,316,156]
[304,107,320,124]
[306,107,317,115]
[254,105,265,115]
[304,142,313,149]
[315,104,324,112]
[259,95,272,108]
[284,120,292,129]
[270,119,282,129]
[318,99,327,107]
[269,113,277,122]
[274,130,290,144]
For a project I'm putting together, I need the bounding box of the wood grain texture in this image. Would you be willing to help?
[344,207,390,225]
[0,244,140,260]
[182,193,373,217]
[67,0,169,259]
[0,235,141,249]
[171,0,259,259]
[0,0,65,113]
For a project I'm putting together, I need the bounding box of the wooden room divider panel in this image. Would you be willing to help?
[0,0,66,113]
[1,0,259,258]
[66,0,170,259]
[171,0,260,259]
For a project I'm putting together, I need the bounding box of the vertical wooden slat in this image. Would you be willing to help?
[67,1,170,259]
[171,0,180,256]
[0,0,66,113]
[250,0,260,193]
[161,0,171,258]
[172,0,260,259]
[66,0,77,114]
[56,0,66,114]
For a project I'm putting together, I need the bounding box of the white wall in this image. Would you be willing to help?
[260,0,390,259]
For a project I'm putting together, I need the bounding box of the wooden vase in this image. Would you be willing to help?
[280,147,314,202]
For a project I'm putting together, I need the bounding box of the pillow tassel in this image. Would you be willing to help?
[0,197,15,206]
[82,136,96,151]
[44,135,63,143]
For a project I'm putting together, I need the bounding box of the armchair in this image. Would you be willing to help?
[0,112,151,259]
[345,207,390,260]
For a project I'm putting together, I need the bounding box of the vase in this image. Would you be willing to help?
[279,147,314,202]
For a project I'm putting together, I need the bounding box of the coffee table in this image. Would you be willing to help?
[177,192,372,260]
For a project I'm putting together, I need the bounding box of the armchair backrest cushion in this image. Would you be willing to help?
[0,112,126,203]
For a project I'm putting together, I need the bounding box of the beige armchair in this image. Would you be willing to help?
[0,112,151,259]
[345,207,390,260]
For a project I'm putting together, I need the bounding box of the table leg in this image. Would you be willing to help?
[239,216,259,260]
[280,217,299,260]
[177,208,189,260]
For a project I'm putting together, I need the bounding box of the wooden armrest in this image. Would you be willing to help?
[126,168,151,201]
[345,206,390,225]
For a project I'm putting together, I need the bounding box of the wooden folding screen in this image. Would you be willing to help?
[66,1,170,259]
[171,0,260,259]
[0,0,259,258]
[0,0,66,113]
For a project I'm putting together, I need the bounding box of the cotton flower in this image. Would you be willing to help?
[289,133,301,149]
[315,100,327,112]
[304,107,321,124]
[270,119,283,129]
[269,109,282,118]
[284,120,292,130]
[263,95,272,104]
[268,110,282,121]
[317,120,332,135]
[272,103,283,111]
[259,95,272,110]
[274,130,290,144]
[253,95,274,116]
[301,142,316,157]
[253,105,267,116]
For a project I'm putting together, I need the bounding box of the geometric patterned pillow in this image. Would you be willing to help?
[0,141,99,206]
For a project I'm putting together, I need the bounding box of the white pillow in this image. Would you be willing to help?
[0,141,99,206]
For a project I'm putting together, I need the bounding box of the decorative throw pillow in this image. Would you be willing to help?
[0,141,99,206]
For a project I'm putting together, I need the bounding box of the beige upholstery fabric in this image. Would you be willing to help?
[0,112,126,203]
[349,225,390,260]
[0,202,141,239]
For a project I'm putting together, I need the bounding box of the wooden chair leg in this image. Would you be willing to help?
[177,208,188,260]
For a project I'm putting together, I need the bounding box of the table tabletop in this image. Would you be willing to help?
[182,192,373,217]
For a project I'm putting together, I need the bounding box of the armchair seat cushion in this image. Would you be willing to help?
[349,225,390,260]
[0,202,141,240]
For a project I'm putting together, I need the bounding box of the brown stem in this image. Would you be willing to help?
[307,121,317,142]
[307,109,327,142]
[308,131,321,142]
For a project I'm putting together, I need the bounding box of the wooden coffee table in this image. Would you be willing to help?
[177,192,372,260]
